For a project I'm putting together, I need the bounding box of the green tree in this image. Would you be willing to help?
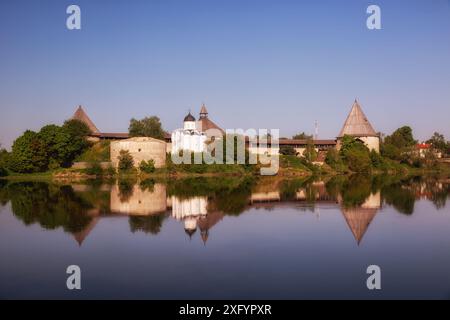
[9,130,48,173]
[340,135,371,173]
[384,126,416,148]
[325,148,345,171]
[0,147,10,170]
[426,132,448,155]
[370,149,383,169]
[292,132,313,140]
[118,150,134,171]
[302,139,318,162]
[129,116,165,139]
[38,125,72,168]
[61,119,91,164]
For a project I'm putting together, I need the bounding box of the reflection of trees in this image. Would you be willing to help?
[0,179,8,206]
[139,179,155,192]
[129,213,167,235]
[118,178,136,202]
[6,182,94,232]
[279,178,313,201]
[420,178,450,210]
[381,182,415,215]
[326,175,372,208]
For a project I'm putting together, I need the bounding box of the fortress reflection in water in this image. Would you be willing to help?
[67,180,383,246]
[3,177,446,248]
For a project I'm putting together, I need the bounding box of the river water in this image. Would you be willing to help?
[0,175,449,299]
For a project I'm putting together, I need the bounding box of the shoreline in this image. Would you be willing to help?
[1,164,449,183]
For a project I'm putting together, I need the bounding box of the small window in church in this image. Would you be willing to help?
[138,149,141,152]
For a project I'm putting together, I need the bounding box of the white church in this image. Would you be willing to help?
[171,104,225,154]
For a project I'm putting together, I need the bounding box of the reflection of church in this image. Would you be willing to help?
[171,196,208,237]
[64,179,383,246]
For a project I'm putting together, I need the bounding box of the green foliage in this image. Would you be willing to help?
[384,126,416,149]
[139,160,156,173]
[0,148,10,172]
[340,135,371,173]
[426,132,449,155]
[302,139,318,163]
[61,119,92,162]
[370,149,383,168]
[8,119,91,173]
[118,150,134,172]
[63,119,92,137]
[76,141,110,162]
[0,166,7,177]
[325,148,346,171]
[129,116,165,139]
[279,145,296,156]
[9,130,48,173]
[345,148,372,173]
[381,143,402,161]
[292,132,313,140]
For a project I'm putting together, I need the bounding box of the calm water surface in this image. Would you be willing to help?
[0,175,449,299]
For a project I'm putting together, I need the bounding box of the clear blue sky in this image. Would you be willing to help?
[1,0,449,149]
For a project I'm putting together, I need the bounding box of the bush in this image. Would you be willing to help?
[345,148,372,173]
[370,150,383,169]
[325,149,345,170]
[118,150,134,172]
[139,160,156,173]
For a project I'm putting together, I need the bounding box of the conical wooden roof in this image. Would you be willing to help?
[338,100,377,137]
[72,106,100,134]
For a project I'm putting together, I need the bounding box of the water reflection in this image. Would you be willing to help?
[0,175,449,246]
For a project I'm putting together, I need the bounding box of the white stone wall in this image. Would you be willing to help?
[184,121,196,130]
[360,136,380,153]
[171,129,207,154]
[337,136,380,153]
[110,137,167,168]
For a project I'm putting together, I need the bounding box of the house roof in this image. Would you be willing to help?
[198,117,225,135]
[199,103,208,116]
[91,132,130,139]
[72,106,100,134]
[278,139,336,146]
[184,112,196,122]
[338,100,377,137]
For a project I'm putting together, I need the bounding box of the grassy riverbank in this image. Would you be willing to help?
[2,156,449,182]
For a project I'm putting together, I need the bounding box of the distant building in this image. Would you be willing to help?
[171,112,207,154]
[336,100,380,153]
[415,143,442,159]
[171,104,224,154]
